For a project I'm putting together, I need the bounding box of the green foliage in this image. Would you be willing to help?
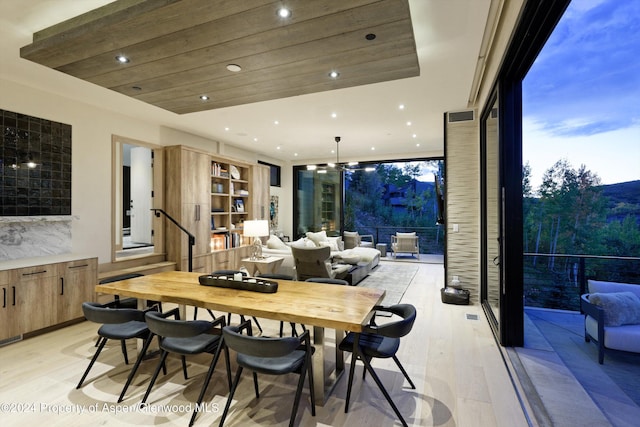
[345,160,444,254]
[523,159,640,309]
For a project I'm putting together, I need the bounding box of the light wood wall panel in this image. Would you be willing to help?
[445,111,480,303]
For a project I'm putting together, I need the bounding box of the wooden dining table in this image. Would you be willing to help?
[96,270,385,405]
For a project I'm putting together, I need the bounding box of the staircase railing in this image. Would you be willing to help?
[151,208,195,272]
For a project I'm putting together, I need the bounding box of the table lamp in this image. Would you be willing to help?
[243,219,269,260]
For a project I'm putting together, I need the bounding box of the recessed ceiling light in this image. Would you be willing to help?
[365,33,376,41]
[416,143,421,147]
[276,146,281,150]
[294,153,298,157]
[277,7,291,18]
[226,64,242,72]
[200,95,209,101]
[329,71,340,79]
[331,112,337,118]
[274,120,279,125]
[399,104,405,110]
[116,55,129,64]
[224,127,230,131]
[412,134,417,138]
[371,147,375,151]
[406,121,412,126]
[254,137,258,142]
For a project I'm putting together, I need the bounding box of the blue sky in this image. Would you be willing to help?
[523,0,640,188]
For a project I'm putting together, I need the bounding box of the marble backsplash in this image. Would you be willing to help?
[0,216,73,261]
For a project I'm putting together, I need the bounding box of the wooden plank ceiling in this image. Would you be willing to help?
[20,0,420,114]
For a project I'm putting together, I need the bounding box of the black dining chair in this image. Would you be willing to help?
[338,304,417,427]
[218,320,315,427]
[141,310,232,426]
[77,302,164,403]
[257,273,301,337]
[211,270,263,333]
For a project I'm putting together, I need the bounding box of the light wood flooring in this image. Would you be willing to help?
[0,261,529,426]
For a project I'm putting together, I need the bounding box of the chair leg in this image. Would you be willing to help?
[344,335,360,413]
[77,336,108,388]
[252,317,263,334]
[118,334,154,402]
[190,343,224,427]
[219,366,244,427]
[120,339,129,364]
[289,365,307,427]
[392,355,416,389]
[141,350,169,405]
[224,346,232,389]
[360,356,409,427]
[252,371,260,398]
[306,349,316,416]
[181,355,189,379]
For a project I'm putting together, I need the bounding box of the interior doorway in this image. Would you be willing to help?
[112,136,161,260]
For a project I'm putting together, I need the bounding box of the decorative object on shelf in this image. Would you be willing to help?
[270,195,279,230]
[235,199,244,213]
[243,219,269,260]
[230,165,240,179]
[198,274,278,293]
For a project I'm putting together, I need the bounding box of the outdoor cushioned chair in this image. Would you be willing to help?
[338,304,417,427]
[218,321,315,427]
[291,246,351,282]
[391,232,420,259]
[141,310,232,426]
[343,231,375,249]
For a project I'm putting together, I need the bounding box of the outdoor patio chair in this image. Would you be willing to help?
[391,232,419,259]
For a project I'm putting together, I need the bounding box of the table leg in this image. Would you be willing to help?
[312,326,346,406]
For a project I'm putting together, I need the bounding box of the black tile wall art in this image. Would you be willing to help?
[1,109,72,216]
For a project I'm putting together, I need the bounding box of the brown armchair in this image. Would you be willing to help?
[291,246,351,282]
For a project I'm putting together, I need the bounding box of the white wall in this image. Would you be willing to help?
[1,78,295,264]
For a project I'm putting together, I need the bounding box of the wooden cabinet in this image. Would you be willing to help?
[251,164,270,220]
[56,258,98,322]
[0,270,19,342]
[165,145,270,272]
[165,146,212,270]
[13,265,58,334]
[210,246,252,272]
[0,256,97,342]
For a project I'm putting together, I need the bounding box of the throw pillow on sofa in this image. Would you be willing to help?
[306,230,328,246]
[266,234,289,250]
[589,291,640,326]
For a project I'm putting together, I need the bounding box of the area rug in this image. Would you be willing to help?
[359,263,419,307]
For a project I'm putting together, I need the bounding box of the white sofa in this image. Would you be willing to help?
[261,233,381,280]
[581,279,640,364]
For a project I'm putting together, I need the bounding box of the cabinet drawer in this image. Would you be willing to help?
[14,265,56,281]
[0,270,9,285]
